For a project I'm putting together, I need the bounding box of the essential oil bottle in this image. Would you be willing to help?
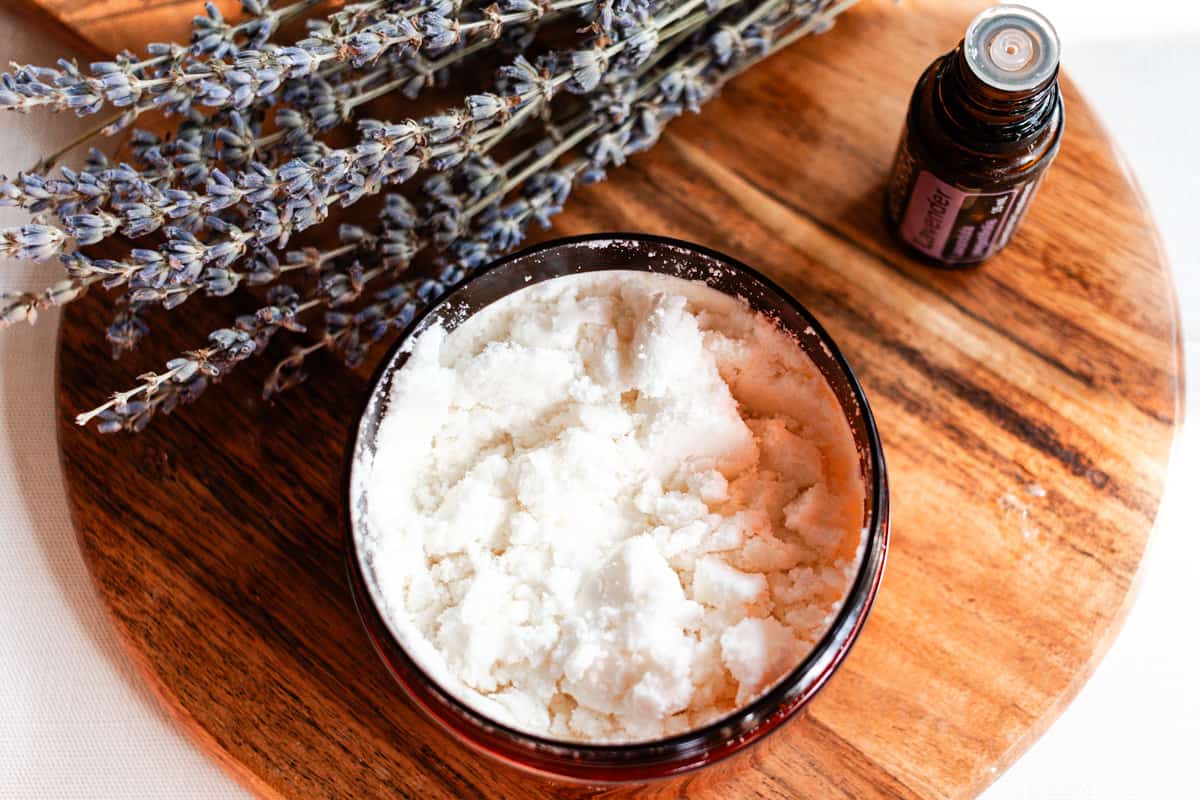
[885,5,1064,267]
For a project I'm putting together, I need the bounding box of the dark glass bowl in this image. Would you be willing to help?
[344,234,889,783]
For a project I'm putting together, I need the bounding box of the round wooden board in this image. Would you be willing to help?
[55,1,1182,798]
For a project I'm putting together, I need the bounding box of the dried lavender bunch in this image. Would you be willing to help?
[0,0,852,429]
[3,0,687,258]
[0,0,676,251]
[0,0,624,122]
[0,4,543,224]
[1,0,348,119]
[0,0,554,253]
[8,0,586,173]
[74,0,853,432]
[1,0,716,330]
[0,0,328,179]
[74,112,598,432]
[83,13,556,359]
[276,0,854,380]
[0,46,461,240]
[0,47,462,238]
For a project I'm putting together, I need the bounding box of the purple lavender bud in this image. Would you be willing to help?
[276,46,322,77]
[161,288,194,310]
[416,279,444,304]
[166,227,204,263]
[202,267,239,296]
[381,122,420,152]
[499,55,542,96]
[580,165,607,185]
[66,213,116,245]
[354,140,386,169]
[206,237,245,268]
[19,172,51,199]
[209,328,240,349]
[418,14,459,51]
[339,223,369,244]
[197,80,232,107]
[230,83,256,109]
[246,249,281,285]
[438,263,466,285]
[239,162,278,204]
[167,357,201,382]
[623,29,659,66]
[256,68,281,96]
[318,151,352,185]
[178,376,209,405]
[482,212,526,251]
[422,112,466,143]
[422,172,454,202]
[0,182,22,206]
[566,48,608,94]
[286,195,325,234]
[384,154,422,183]
[431,144,467,171]
[252,205,283,244]
[129,248,164,267]
[428,207,465,249]
[530,169,572,206]
[107,307,149,356]
[277,159,316,196]
[119,204,162,238]
[347,32,388,67]
[709,27,741,65]
[275,108,305,130]
[382,195,418,229]
[466,93,508,123]
[225,69,252,88]
[336,172,368,206]
[659,71,684,102]
[381,228,419,267]
[588,128,631,168]
[160,188,200,220]
[451,240,493,269]
[74,173,104,198]
[394,300,419,328]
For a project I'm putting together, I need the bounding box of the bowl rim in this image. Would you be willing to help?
[343,232,889,779]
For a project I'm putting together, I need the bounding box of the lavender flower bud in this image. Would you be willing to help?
[466,93,510,123]
[499,55,544,97]
[418,14,460,52]
[565,48,608,94]
[1,223,66,260]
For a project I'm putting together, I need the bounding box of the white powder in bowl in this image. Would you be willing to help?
[357,270,865,743]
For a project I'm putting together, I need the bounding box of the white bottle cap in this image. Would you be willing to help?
[964,5,1060,93]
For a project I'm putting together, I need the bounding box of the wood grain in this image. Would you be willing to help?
[41,0,1182,798]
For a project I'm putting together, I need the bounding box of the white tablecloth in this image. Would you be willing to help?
[2,2,1196,797]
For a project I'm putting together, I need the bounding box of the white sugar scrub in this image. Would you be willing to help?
[356,270,865,744]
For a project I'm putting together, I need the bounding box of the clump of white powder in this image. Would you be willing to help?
[357,270,865,743]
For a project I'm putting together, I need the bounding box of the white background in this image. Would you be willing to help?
[0,2,1196,797]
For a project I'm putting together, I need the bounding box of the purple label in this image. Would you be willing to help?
[900,172,965,258]
[896,168,1042,264]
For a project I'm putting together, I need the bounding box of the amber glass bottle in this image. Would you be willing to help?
[886,5,1064,267]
